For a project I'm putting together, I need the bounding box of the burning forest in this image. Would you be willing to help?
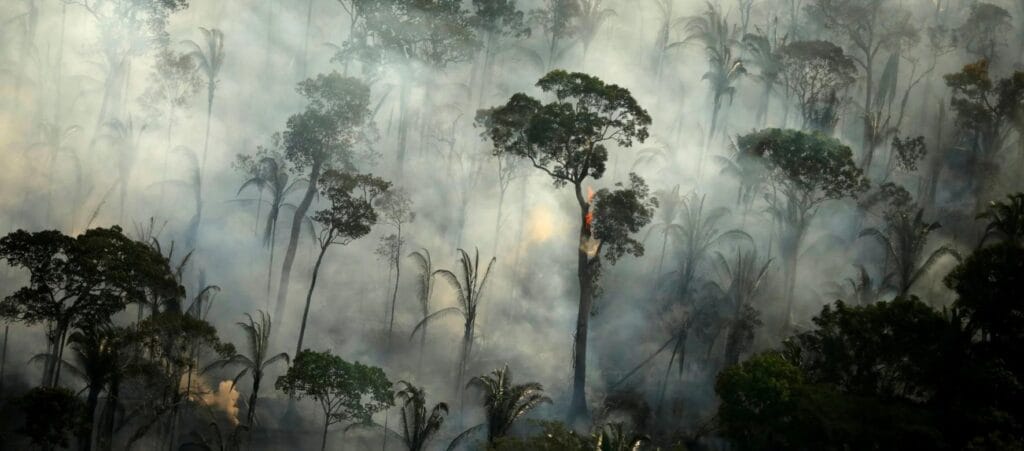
[1,0,1024,449]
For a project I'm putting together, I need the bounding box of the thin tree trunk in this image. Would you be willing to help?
[80,384,103,451]
[98,375,119,451]
[302,0,314,80]
[296,243,329,358]
[0,325,7,392]
[387,227,402,349]
[275,162,321,328]
[248,375,260,427]
[396,77,412,171]
[321,417,329,451]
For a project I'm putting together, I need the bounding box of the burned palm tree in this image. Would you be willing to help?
[411,248,495,398]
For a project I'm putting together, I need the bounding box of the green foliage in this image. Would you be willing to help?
[737,128,869,202]
[716,352,804,448]
[490,421,647,451]
[314,170,391,246]
[395,381,448,451]
[275,349,394,426]
[16,386,85,451]
[477,70,651,188]
[778,40,857,131]
[944,60,1024,159]
[944,242,1024,344]
[356,0,481,68]
[284,72,374,173]
[977,192,1024,247]
[471,0,530,38]
[592,173,658,263]
[956,3,1014,61]
[459,365,552,445]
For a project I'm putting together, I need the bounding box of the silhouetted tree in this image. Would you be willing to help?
[685,2,746,152]
[275,73,374,325]
[737,128,868,329]
[206,310,289,429]
[778,40,857,133]
[451,365,552,447]
[478,70,655,422]
[276,349,394,451]
[411,248,495,399]
[295,171,389,358]
[394,381,448,451]
[377,187,414,348]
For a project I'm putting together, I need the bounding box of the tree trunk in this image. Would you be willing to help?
[248,374,261,427]
[757,81,772,127]
[568,189,595,424]
[296,243,329,358]
[321,417,330,451]
[396,77,412,171]
[98,375,119,451]
[0,325,7,392]
[387,227,402,350]
[80,384,103,451]
[275,162,322,328]
[861,58,876,171]
[302,0,314,80]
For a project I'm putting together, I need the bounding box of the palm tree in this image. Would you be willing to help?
[451,365,552,447]
[859,209,961,296]
[234,153,309,304]
[182,27,225,196]
[675,193,751,298]
[977,192,1024,247]
[713,142,767,212]
[103,116,146,223]
[576,0,616,60]
[824,264,894,306]
[644,185,685,277]
[741,24,785,127]
[31,324,127,451]
[30,121,81,226]
[206,311,289,429]
[411,248,495,398]
[407,249,437,359]
[685,2,745,154]
[713,248,771,367]
[394,381,448,451]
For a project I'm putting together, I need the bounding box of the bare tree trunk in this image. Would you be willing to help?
[275,162,322,329]
[296,243,329,358]
[396,77,412,171]
[387,227,402,350]
[320,417,329,451]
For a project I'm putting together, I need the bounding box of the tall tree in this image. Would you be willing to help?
[742,24,785,127]
[806,0,918,171]
[530,0,582,70]
[377,187,414,349]
[470,0,530,106]
[411,248,495,399]
[275,73,374,325]
[737,128,868,329]
[354,0,480,168]
[478,70,656,422]
[685,2,746,153]
[276,349,394,451]
[576,0,616,60]
[943,61,1024,210]
[295,170,390,358]
[233,141,309,305]
[778,40,857,133]
[182,27,226,186]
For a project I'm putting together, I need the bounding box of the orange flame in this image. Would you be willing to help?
[584,186,596,230]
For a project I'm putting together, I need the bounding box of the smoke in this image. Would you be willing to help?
[0,0,1021,447]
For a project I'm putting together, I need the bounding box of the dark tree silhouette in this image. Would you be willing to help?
[275,73,374,326]
[394,381,449,451]
[451,364,552,447]
[737,128,868,329]
[276,349,394,451]
[478,70,656,422]
[295,170,390,358]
